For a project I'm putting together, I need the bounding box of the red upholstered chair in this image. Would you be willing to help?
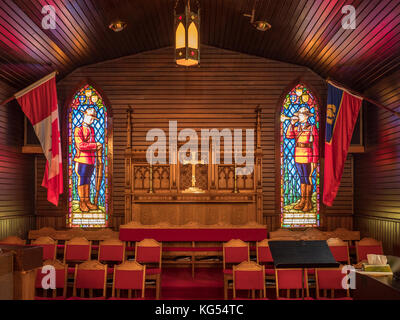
[256,239,275,287]
[110,261,146,300]
[327,238,350,265]
[35,260,68,300]
[233,261,266,300]
[0,236,26,246]
[32,236,58,261]
[135,239,162,300]
[356,238,383,263]
[64,237,92,273]
[69,260,107,300]
[223,239,250,300]
[98,239,126,275]
[315,268,353,300]
[275,268,311,300]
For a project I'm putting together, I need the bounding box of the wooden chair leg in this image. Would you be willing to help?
[224,277,228,300]
[156,274,161,300]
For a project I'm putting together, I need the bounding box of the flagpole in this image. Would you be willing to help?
[327,78,400,118]
[0,71,59,106]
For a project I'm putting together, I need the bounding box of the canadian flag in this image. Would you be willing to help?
[15,72,63,206]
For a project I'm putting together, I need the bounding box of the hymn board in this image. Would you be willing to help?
[124,107,263,226]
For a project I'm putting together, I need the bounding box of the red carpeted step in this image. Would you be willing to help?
[161,268,224,300]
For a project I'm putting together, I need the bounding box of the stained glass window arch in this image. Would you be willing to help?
[68,85,110,228]
[280,83,320,228]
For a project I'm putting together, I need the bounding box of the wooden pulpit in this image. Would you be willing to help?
[0,251,13,300]
[0,245,43,300]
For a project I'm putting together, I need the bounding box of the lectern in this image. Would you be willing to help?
[269,241,339,299]
[0,245,43,300]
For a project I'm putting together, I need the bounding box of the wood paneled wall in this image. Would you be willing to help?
[0,81,35,240]
[354,70,400,255]
[35,46,353,231]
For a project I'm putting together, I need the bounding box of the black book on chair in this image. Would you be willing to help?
[268,241,339,269]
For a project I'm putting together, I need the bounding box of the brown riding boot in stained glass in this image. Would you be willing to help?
[84,184,98,211]
[78,185,89,212]
[294,184,306,210]
[303,185,313,212]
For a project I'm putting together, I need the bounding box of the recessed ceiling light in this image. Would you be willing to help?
[109,20,127,32]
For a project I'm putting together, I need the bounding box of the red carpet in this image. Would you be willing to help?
[159,267,224,300]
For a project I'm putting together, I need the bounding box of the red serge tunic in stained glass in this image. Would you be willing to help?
[280,84,320,228]
[68,85,108,228]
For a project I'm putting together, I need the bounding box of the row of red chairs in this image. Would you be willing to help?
[222,238,383,299]
[0,235,383,264]
[233,262,352,300]
[35,259,351,300]
[35,260,146,300]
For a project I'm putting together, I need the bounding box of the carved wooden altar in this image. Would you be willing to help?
[124,107,264,226]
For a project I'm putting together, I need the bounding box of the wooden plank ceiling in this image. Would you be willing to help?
[0,0,399,92]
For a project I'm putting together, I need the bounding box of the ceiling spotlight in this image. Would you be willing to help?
[243,1,271,32]
[109,20,127,32]
[252,20,271,32]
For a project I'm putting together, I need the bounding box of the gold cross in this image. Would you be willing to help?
[182,152,205,193]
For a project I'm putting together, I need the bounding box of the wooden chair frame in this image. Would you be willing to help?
[315,268,350,299]
[72,260,107,299]
[256,239,275,288]
[0,236,26,245]
[355,237,383,263]
[32,236,58,261]
[112,261,146,299]
[36,259,68,299]
[275,268,310,299]
[233,261,266,299]
[327,237,350,265]
[223,239,250,300]
[63,237,92,264]
[135,238,162,300]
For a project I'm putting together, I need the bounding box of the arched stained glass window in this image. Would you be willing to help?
[280,84,320,228]
[68,85,109,228]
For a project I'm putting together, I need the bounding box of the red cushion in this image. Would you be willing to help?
[115,270,145,290]
[234,270,264,290]
[68,267,75,274]
[162,247,222,252]
[233,298,269,300]
[316,269,347,290]
[224,247,248,264]
[277,297,314,300]
[36,244,56,261]
[35,296,65,300]
[329,246,349,263]
[99,245,124,262]
[257,247,273,263]
[276,269,303,289]
[317,297,353,300]
[65,245,91,262]
[107,267,114,275]
[265,268,275,276]
[67,297,106,300]
[223,269,233,275]
[145,268,161,275]
[307,269,315,275]
[108,297,145,300]
[36,268,66,289]
[136,247,161,263]
[75,269,106,289]
[357,245,383,262]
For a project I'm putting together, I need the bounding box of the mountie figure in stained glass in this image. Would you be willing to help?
[286,107,318,212]
[74,107,102,212]
[280,84,320,228]
[68,85,108,228]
